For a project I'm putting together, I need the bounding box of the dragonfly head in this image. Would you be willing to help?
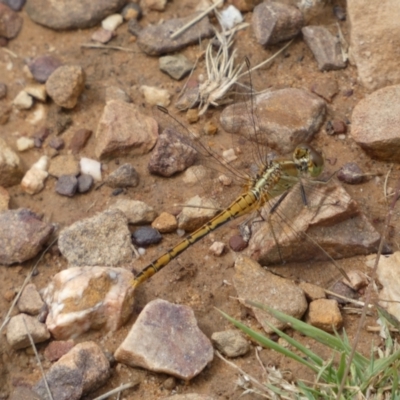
[293,143,324,178]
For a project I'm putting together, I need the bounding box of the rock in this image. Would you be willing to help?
[33,342,110,400]
[337,162,364,184]
[310,77,339,102]
[209,241,225,256]
[109,199,156,224]
[0,208,53,265]
[114,299,213,380]
[17,283,44,315]
[137,13,214,56]
[91,27,114,44]
[77,174,93,193]
[43,266,134,339]
[0,138,22,187]
[220,88,326,154]
[105,86,131,103]
[142,0,167,11]
[131,226,162,247]
[44,340,75,362]
[233,256,308,334]
[211,330,249,357]
[348,0,400,90]
[306,299,343,332]
[246,180,382,265]
[9,387,42,400]
[343,270,368,291]
[351,85,400,162]
[80,157,102,181]
[122,2,141,21]
[148,128,197,177]
[333,5,346,21]
[2,0,26,12]
[16,136,35,152]
[56,175,78,197]
[25,0,126,30]
[101,13,123,31]
[252,1,303,46]
[48,136,65,150]
[229,235,248,252]
[28,55,62,83]
[21,155,49,195]
[152,212,177,233]
[13,90,33,109]
[45,65,85,109]
[219,5,243,30]
[298,282,325,301]
[177,195,219,231]
[48,154,80,178]
[0,186,10,211]
[376,252,400,321]
[182,165,209,185]
[175,77,199,111]
[140,85,171,107]
[302,25,346,71]
[232,0,261,12]
[0,3,23,39]
[0,82,7,99]
[69,128,92,154]
[105,164,139,188]
[95,100,158,159]
[25,84,47,101]
[159,54,194,81]
[327,281,358,305]
[127,17,141,36]
[186,109,199,124]
[326,118,347,135]
[6,314,50,350]
[58,209,132,266]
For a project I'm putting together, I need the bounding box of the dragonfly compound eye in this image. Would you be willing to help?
[294,144,324,178]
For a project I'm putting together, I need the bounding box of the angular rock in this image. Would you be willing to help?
[310,77,339,102]
[43,266,134,339]
[56,175,78,197]
[298,282,325,301]
[44,340,75,362]
[252,1,303,46]
[233,256,308,333]
[152,212,178,233]
[140,85,171,107]
[209,241,225,256]
[0,3,23,39]
[137,14,214,56]
[45,65,85,109]
[351,85,400,162]
[6,313,50,350]
[48,154,80,178]
[109,199,156,224]
[69,128,92,154]
[177,195,219,231]
[337,162,364,184]
[17,283,45,315]
[95,100,158,159]
[20,155,49,195]
[182,165,209,185]
[0,138,22,187]
[13,90,33,109]
[159,54,194,81]
[80,157,102,181]
[220,88,326,154]
[343,270,368,291]
[101,13,123,31]
[25,0,126,30]
[105,85,131,103]
[306,299,343,332]
[115,299,213,380]
[91,27,114,44]
[33,342,110,400]
[77,174,93,193]
[105,163,139,188]
[131,226,162,247]
[247,181,381,265]
[211,330,249,357]
[302,25,346,71]
[48,136,64,150]
[25,83,47,101]
[348,0,400,90]
[58,209,132,266]
[0,208,53,265]
[148,128,197,177]
[28,54,63,83]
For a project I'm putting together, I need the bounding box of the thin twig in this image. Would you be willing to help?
[170,0,224,40]
[323,289,373,308]
[22,316,54,400]
[1,47,18,57]
[93,382,139,400]
[80,43,138,53]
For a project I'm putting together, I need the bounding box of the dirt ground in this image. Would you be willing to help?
[1,1,399,399]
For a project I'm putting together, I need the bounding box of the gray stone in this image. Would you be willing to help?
[105,163,139,188]
[159,54,194,81]
[77,174,93,193]
[131,226,162,247]
[211,330,249,357]
[17,283,44,315]
[0,3,23,38]
[56,175,78,197]
[28,55,63,84]
[337,163,364,184]
[108,199,157,224]
[105,85,131,103]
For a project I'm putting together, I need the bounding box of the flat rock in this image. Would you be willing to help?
[115,299,213,380]
[233,256,308,334]
[6,313,50,350]
[95,100,158,160]
[148,127,197,177]
[25,0,127,30]
[43,266,134,339]
[306,299,343,332]
[351,85,400,162]
[0,138,23,187]
[159,54,194,81]
[45,65,85,109]
[211,330,249,357]
[48,154,80,178]
[58,209,132,266]
[348,0,400,90]
[137,13,214,56]
[220,88,326,154]
[17,283,44,315]
[246,180,381,265]
[0,3,23,39]
[108,199,156,224]
[105,163,139,188]
[302,25,346,71]
[33,341,110,400]
[252,1,303,46]
[0,208,54,265]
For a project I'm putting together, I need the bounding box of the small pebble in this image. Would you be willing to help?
[122,2,142,21]
[0,82,7,99]
[77,174,94,193]
[222,148,237,163]
[219,5,243,30]
[229,235,248,251]
[55,175,78,197]
[142,0,167,11]
[131,227,162,247]
[69,128,92,154]
[218,174,232,186]
[325,119,347,135]
[16,137,35,152]
[152,212,177,233]
[140,85,170,107]
[48,136,65,150]
[105,163,139,188]
[28,55,62,84]
[337,162,364,185]
[102,14,123,31]
[112,188,124,196]
[209,241,225,256]
[91,28,114,44]
[13,90,33,109]
[159,54,193,81]
[333,5,346,21]
[186,108,199,123]
[25,84,47,101]
[203,120,218,135]
[33,127,51,141]
[80,157,102,181]
[163,377,177,390]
